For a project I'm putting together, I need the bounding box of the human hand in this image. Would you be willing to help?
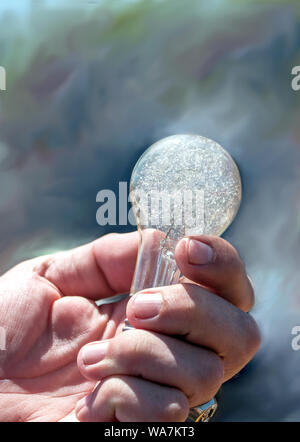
[0,232,260,422]
[0,232,138,421]
[75,234,260,422]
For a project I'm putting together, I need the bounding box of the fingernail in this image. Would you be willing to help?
[132,292,162,319]
[187,239,213,265]
[81,341,109,365]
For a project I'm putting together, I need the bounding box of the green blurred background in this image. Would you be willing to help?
[0,0,300,421]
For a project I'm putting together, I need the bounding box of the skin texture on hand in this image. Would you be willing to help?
[0,232,260,422]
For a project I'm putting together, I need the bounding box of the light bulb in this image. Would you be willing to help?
[125,134,242,301]
[123,134,241,421]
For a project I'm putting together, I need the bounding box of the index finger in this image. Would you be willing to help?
[33,231,139,299]
[175,235,254,312]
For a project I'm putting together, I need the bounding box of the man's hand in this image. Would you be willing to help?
[0,232,260,422]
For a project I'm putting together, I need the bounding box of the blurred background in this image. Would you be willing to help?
[0,0,300,421]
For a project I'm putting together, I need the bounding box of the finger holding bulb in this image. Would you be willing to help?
[76,375,190,422]
[126,235,260,380]
[76,235,260,421]
[174,235,255,312]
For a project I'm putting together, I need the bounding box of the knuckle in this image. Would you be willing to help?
[224,246,244,274]
[161,391,190,422]
[119,329,152,367]
[239,292,255,313]
[214,237,244,275]
[97,376,126,407]
[209,354,224,391]
[243,314,261,357]
[192,352,224,406]
[101,375,122,395]
[232,311,261,367]
[103,232,121,241]
[242,277,255,311]
[163,284,195,326]
[233,273,255,313]
[202,354,224,400]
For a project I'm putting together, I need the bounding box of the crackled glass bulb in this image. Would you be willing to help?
[126,133,242,303]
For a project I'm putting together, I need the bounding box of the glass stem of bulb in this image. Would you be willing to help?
[123,228,181,330]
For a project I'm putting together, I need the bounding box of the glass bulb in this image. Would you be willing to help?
[127,134,242,296]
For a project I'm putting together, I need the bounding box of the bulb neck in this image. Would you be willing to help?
[130,228,181,295]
